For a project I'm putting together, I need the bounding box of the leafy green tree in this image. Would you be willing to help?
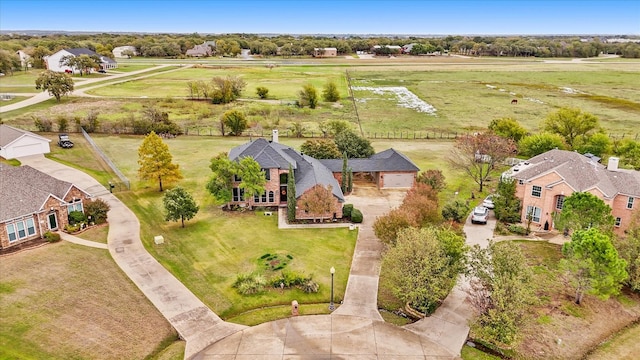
[518,132,567,157]
[137,131,183,191]
[35,70,74,102]
[553,192,615,234]
[335,130,374,158]
[467,241,535,344]
[210,76,246,104]
[256,86,269,99]
[441,199,470,223]
[84,199,110,225]
[237,156,266,209]
[322,81,341,102]
[416,169,446,192]
[288,121,305,138]
[615,222,640,292]
[0,49,20,75]
[341,153,348,193]
[163,187,199,228]
[221,110,248,136]
[614,139,640,170]
[561,228,628,304]
[122,49,135,58]
[319,119,352,137]
[447,133,517,192]
[543,108,600,149]
[298,83,318,109]
[206,152,236,209]
[287,164,296,222]
[575,132,612,157]
[300,139,342,159]
[493,179,521,223]
[488,117,528,142]
[382,226,465,315]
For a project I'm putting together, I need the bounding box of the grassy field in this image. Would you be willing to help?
[2,59,638,139]
[586,322,640,359]
[0,242,177,359]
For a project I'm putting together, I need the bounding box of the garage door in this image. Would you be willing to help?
[382,173,414,188]
[11,143,43,158]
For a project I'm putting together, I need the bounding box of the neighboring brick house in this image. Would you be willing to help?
[504,149,640,234]
[227,131,419,221]
[313,47,337,57]
[0,164,91,249]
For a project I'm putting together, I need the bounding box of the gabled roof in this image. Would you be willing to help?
[319,148,420,173]
[513,149,640,198]
[0,164,86,222]
[0,124,51,148]
[64,48,117,64]
[228,138,343,201]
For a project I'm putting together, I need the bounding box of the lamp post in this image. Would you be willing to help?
[329,266,335,311]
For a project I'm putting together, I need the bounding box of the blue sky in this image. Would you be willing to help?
[1,0,638,35]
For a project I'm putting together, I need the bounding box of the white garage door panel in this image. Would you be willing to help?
[12,143,43,158]
[383,173,413,188]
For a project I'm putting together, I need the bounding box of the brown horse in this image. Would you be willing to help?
[511,99,518,104]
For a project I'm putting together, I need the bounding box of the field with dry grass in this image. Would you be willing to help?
[0,242,178,359]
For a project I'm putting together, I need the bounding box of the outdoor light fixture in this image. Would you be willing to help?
[329,266,335,311]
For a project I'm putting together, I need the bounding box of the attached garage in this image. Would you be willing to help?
[0,125,51,159]
[381,172,415,188]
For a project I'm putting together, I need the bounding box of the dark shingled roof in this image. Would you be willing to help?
[65,48,117,64]
[513,149,640,198]
[319,148,420,172]
[0,164,76,221]
[228,138,343,201]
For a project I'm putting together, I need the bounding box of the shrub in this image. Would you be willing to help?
[33,116,53,132]
[84,199,110,224]
[300,279,319,293]
[64,224,80,233]
[342,204,354,218]
[270,271,319,293]
[256,86,269,99]
[508,224,528,235]
[442,200,470,223]
[44,231,61,243]
[233,272,267,295]
[68,210,86,225]
[351,208,363,223]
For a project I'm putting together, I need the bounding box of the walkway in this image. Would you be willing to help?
[18,155,246,359]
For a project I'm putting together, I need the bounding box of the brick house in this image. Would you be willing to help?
[228,131,419,220]
[504,149,640,234]
[313,48,337,57]
[0,164,91,249]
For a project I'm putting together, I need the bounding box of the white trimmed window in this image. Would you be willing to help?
[556,195,565,210]
[268,191,274,202]
[67,199,83,214]
[526,205,542,223]
[615,217,622,227]
[531,185,542,198]
[628,197,635,209]
[232,188,244,201]
[6,218,36,242]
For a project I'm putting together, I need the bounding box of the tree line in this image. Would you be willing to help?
[1,33,639,73]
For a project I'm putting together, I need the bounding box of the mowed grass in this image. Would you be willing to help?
[586,322,640,360]
[0,242,177,360]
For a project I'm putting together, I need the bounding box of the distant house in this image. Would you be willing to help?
[44,48,117,73]
[227,131,418,220]
[112,45,138,58]
[313,47,337,57]
[0,163,91,250]
[504,149,640,234]
[402,43,417,54]
[372,45,402,55]
[16,50,31,69]
[186,41,216,57]
[0,124,51,159]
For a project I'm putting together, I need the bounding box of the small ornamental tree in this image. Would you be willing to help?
[488,117,528,143]
[416,169,446,192]
[137,131,183,191]
[335,130,374,158]
[84,199,110,225]
[493,179,521,223]
[561,228,628,304]
[322,81,341,102]
[256,86,269,99]
[221,110,248,136]
[442,200,470,223]
[163,187,199,228]
[298,83,318,109]
[298,185,337,222]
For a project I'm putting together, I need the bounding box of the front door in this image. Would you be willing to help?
[280,186,287,202]
[48,213,58,230]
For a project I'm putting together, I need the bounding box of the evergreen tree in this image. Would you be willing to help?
[287,164,296,222]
